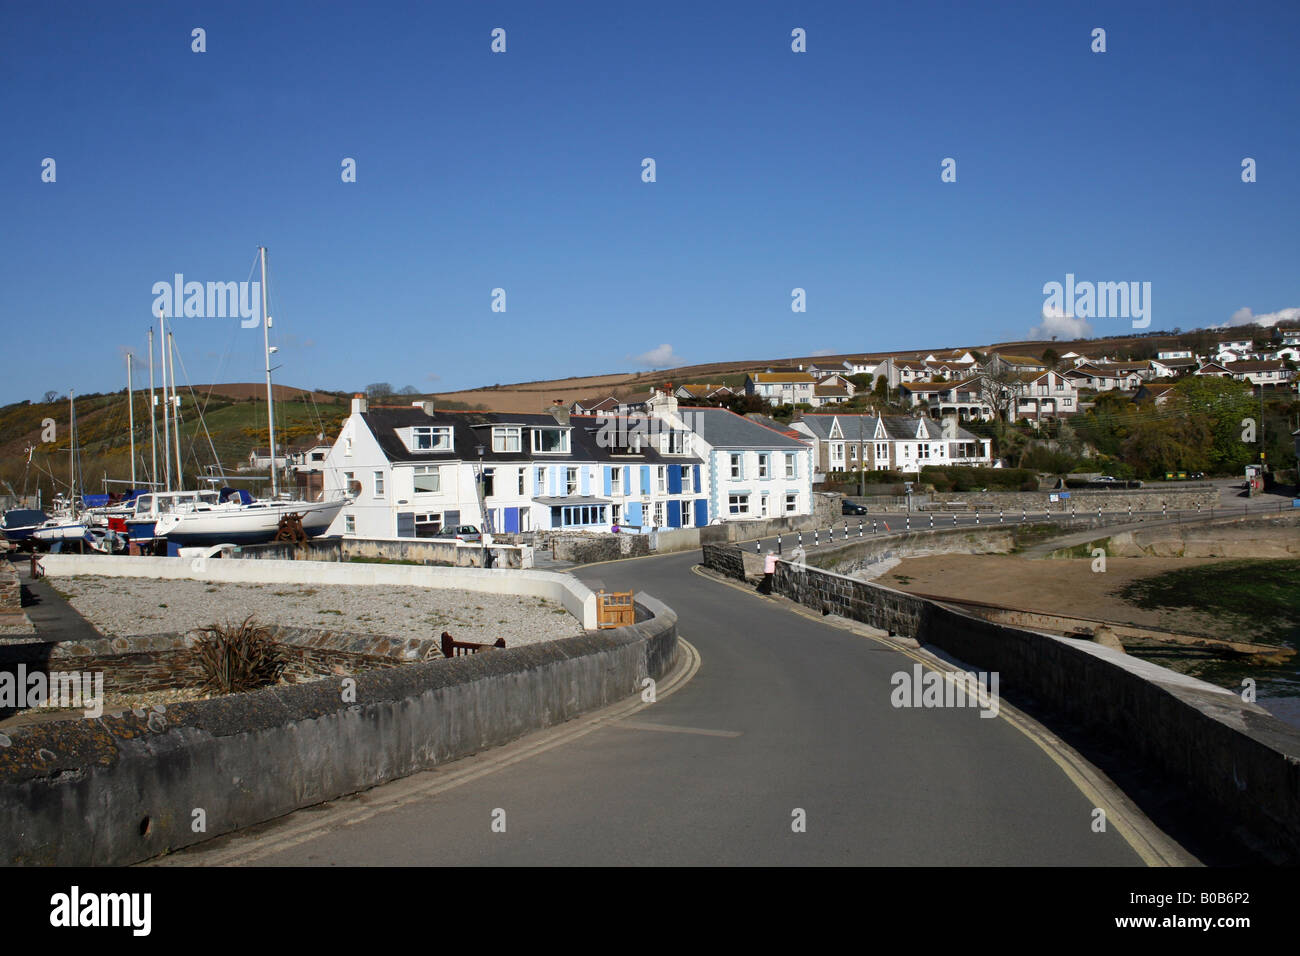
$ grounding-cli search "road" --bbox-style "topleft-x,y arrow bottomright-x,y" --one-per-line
161,543 -> 1185,866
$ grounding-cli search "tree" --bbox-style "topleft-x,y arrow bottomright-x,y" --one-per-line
1041,348 -> 1059,369
398,385 -> 420,395
364,382 -> 394,402
977,370 -> 1020,433
43,390 -> 58,403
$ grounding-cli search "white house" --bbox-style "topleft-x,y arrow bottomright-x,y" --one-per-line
322,396 -> 708,537
651,401 -> 814,521
745,371 -> 817,406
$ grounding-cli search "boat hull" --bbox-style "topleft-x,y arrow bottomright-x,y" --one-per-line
155,500 -> 346,547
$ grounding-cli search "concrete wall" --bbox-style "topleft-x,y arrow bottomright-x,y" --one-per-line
552,533 -> 651,564
1072,512 -> 1300,559
923,487 -> 1219,513
701,543 -> 1300,861
0,593 -> 678,866
37,554 -> 600,630
237,537 -> 533,569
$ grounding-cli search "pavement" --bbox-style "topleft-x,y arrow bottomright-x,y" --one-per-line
160,547 -> 1178,867
1,555 -> 102,644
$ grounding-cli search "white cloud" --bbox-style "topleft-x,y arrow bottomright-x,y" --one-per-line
1029,304 -> 1093,341
809,347 -> 836,356
424,372 -> 442,383
1226,306 -> 1300,328
632,343 -> 683,368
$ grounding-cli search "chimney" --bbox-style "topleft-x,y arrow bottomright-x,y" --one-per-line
352,392 -> 368,414
414,400 -> 436,416
549,398 -> 570,425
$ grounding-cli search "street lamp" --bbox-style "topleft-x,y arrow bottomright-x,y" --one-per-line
475,443 -> 488,568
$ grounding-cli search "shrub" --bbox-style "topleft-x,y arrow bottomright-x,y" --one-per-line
193,616 -> 286,695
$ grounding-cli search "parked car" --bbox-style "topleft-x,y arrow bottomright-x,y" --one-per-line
841,501 -> 869,515
1094,475 -> 1117,483
434,525 -> 482,542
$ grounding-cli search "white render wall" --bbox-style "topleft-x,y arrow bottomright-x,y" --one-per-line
39,554 -> 599,629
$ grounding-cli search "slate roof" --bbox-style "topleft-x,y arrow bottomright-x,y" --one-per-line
793,413 -> 980,442
359,407 -> 698,466
683,407 -> 809,448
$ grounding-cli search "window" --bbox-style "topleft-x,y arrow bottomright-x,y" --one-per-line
344,514 -> 356,535
875,442 -> 888,459
730,453 -> 743,479
1063,398 -> 1073,407
517,469 -> 526,495
656,466 -> 666,494
536,467 -> 545,491
565,467 -> 578,495
849,445 -> 858,461
559,504 -> 608,527
758,454 -> 770,478
830,443 -> 844,464
344,436 -> 353,456
412,426 -> 452,451
728,494 -> 750,515
611,468 -> 623,495
680,500 -> 692,527
414,513 -> 442,537
653,501 -> 664,526
413,466 -> 439,493
482,467 -> 495,497
373,471 -> 385,496
785,453 -> 796,478
612,504 -> 622,524
531,427 -> 570,454
664,431 -> 689,454
785,493 -> 797,514
920,444 -> 931,460
680,465 -> 693,494
492,426 -> 521,453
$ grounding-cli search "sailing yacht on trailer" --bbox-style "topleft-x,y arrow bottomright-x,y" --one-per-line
151,247 -> 349,547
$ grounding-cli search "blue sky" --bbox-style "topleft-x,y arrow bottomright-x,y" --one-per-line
3,0 -> 1297,405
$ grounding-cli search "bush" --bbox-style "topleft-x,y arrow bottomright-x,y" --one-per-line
193,616 -> 286,695
920,466 -> 1038,492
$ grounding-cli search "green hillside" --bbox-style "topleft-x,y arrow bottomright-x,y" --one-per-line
0,388 -> 350,501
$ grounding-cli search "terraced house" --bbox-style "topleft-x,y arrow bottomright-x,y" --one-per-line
323,395 -> 706,537
791,413 -> 992,477
648,398 -> 814,521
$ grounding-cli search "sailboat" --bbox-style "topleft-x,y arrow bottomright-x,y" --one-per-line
151,247 -> 349,548
29,393 -> 127,552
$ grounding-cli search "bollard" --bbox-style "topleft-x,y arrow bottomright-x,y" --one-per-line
999,510 -> 1004,523
1196,502 -> 1201,514
929,513 -> 934,528
953,513 -> 957,526
1021,509 -> 1026,522
814,528 -> 819,546
858,520 -> 863,537
756,538 -> 761,553
844,520 -> 849,539
1162,502 -> 1167,517
777,534 -> 782,555
905,515 -> 910,531
975,511 -> 980,525
1097,507 -> 1101,520
798,530 -> 803,547
872,520 -> 877,534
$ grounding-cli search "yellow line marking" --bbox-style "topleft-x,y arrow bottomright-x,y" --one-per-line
613,721 -> 741,738
146,639 -> 702,867
688,563 -> 1194,867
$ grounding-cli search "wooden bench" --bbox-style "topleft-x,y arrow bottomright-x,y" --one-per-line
440,632 -> 506,658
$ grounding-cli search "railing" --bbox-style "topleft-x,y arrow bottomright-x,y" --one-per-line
440,631 -> 506,658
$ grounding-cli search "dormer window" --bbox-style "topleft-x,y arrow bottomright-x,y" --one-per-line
531,427 -> 570,454
412,426 -> 452,451
492,426 -> 521,453
662,431 -> 690,455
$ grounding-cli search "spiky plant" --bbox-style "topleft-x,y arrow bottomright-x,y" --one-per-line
193,616 -> 286,695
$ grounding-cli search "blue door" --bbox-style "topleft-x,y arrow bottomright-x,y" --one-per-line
694,499 -> 708,526
504,507 -> 519,533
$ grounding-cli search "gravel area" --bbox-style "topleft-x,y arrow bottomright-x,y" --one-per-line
51,576 -> 584,647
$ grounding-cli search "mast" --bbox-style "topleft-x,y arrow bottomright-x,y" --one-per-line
168,331 -> 183,491
261,246 -> 279,499
68,391 -> 77,517
159,314 -> 171,492
148,326 -> 158,491
127,353 -> 136,487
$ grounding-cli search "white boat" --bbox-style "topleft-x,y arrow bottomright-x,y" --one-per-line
153,496 -> 346,545
149,247 -> 350,549
125,489 -> 222,547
